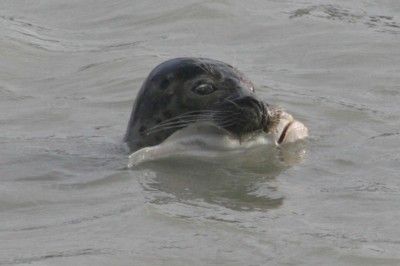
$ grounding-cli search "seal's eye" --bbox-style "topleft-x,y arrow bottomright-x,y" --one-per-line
191,84 -> 216,95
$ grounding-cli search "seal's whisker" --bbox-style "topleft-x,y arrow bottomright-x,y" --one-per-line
147,122 -> 205,134
213,114 -> 240,124
224,98 -> 244,110
224,94 -> 239,100
146,118 -> 220,135
215,117 -> 241,127
222,95 -> 241,102
146,112 -> 241,135
180,110 -> 230,115
213,113 -> 239,122
148,110 -> 237,130
214,112 -> 241,121
147,115 -> 214,131
217,121 -> 238,129
155,110 -> 231,125
146,120 -> 213,135
146,125 -> 187,135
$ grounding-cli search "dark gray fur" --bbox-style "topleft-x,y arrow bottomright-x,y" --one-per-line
125,57 -> 269,152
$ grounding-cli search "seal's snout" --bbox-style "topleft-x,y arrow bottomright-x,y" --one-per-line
234,96 -> 266,123
217,96 -> 268,136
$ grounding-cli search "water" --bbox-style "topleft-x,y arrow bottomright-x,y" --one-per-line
1,0 -> 400,265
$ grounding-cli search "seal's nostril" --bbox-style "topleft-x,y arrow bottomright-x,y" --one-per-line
241,97 -> 265,116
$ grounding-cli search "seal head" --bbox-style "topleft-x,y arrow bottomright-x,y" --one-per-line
125,58 -> 269,152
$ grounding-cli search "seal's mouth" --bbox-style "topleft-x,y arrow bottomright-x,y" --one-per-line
215,98 -> 308,144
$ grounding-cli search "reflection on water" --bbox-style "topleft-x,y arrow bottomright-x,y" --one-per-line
137,158 -> 284,212
131,132 -> 307,211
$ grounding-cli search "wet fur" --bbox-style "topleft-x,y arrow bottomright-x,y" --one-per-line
125,58 -> 269,152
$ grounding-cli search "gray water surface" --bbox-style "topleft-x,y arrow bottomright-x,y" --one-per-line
1,1 -> 400,265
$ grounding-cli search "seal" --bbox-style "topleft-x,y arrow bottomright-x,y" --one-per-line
125,57 -> 272,152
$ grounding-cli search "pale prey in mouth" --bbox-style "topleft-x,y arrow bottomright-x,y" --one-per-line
265,107 -> 308,145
